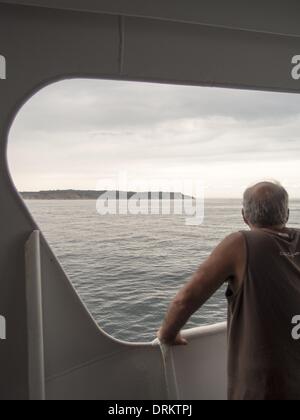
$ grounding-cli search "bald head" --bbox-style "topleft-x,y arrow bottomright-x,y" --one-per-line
243,182 -> 289,228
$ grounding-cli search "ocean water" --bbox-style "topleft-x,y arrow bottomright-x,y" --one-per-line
25,199 -> 300,343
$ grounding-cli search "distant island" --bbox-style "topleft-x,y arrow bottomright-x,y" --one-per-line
21,190 -> 193,200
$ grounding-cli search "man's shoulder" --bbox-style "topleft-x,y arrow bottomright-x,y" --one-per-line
221,232 -> 245,247
217,233 -> 247,281
212,232 -> 246,261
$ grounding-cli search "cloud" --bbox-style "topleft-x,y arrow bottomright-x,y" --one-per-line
7,79 -> 300,197
10,79 -> 300,132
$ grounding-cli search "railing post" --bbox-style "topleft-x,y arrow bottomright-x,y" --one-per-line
25,231 -> 46,400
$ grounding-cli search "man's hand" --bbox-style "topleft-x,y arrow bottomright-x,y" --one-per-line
157,328 -> 188,346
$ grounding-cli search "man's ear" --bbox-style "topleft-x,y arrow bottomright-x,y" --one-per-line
287,209 -> 290,223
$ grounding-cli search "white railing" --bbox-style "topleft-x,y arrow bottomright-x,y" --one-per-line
25,231 -> 46,400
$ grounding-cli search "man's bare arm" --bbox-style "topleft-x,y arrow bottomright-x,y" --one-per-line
157,232 -> 246,345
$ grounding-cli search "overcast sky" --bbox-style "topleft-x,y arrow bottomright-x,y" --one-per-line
8,79 -> 300,198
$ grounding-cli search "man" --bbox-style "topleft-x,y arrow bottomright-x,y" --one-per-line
158,181 -> 300,400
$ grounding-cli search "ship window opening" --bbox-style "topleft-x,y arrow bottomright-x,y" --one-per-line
8,79 -> 300,343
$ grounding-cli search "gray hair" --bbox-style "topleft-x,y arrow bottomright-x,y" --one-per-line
243,182 -> 289,227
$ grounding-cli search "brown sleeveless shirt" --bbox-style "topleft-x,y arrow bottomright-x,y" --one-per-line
227,228 -> 300,400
